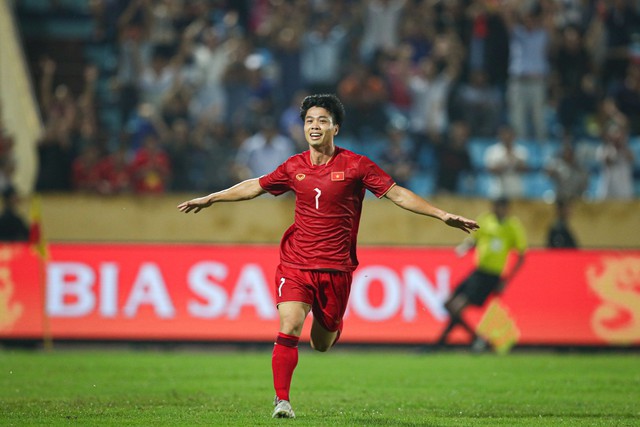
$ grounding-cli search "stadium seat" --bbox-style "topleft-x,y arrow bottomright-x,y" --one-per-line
474,171 -> 494,198
585,172 -> 601,200
518,139 -> 540,169
468,138 -> 494,171
407,172 -> 436,197
630,136 -> 640,172
522,171 -> 555,200
359,136 -> 388,164
455,171 -> 476,196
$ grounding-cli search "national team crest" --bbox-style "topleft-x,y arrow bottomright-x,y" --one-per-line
296,174 -> 306,181
331,171 -> 345,181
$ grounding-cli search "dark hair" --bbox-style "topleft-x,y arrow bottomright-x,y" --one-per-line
299,94 -> 345,127
2,185 -> 16,203
493,196 -> 510,207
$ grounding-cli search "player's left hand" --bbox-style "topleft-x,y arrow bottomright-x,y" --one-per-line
177,196 -> 213,213
444,214 -> 480,234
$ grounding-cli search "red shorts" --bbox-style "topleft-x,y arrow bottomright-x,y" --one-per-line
275,264 -> 352,332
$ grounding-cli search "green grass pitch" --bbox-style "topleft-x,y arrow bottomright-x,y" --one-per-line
1,347 -> 638,426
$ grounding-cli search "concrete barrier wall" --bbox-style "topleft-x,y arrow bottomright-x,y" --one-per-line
24,194 -> 640,248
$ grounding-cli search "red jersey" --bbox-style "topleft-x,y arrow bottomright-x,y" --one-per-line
259,146 -> 395,271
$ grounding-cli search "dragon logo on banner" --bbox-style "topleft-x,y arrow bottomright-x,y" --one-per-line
587,256 -> 640,344
0,246 -> 24,332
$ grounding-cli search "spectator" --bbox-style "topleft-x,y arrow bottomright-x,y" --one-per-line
551,25 -> 596,138
165,118 -> 192,192
243,53 -> 278,129
450,69 -> 503,138
379,121 -> 416,188
97,144 -> 133,195
464,1 -> 510,88
380,44 -> 414,123
484,125 -> 529,198
337,62 -> 389,137
279,90 -> 309,151
130,133 -> 172,194
189,25 -> 232,124
359,0 -> 407,61
600,0 -> 640,88
0,131 -> 16,194
72,144 -> 104,193
35,120 -> 74,192
204,121 -> 238,192
501,1 -> 554,142
595,123 -> 635,200
408,49 -> 460,157
300,17 -> 347,95
398,4 -> 436,64
547,199 -> 579,248
271,25 -> 304,111
233,117 -> 296,181
221,43 -> 253,129
435,121 -> 473,195
182,121 -> 236,192
137,19 -> 199,111
544,141 -> 589,201
608,63 -> 640,135
0,186 -> 29,242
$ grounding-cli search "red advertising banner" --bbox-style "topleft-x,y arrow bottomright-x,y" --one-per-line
1,243 -> 639,346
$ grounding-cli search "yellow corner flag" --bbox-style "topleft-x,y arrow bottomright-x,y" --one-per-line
476,299 -> 520,355
29,194 -> 52,350
29,194 -> 48,259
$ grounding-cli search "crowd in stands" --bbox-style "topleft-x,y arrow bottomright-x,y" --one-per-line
16,0 -> 640,200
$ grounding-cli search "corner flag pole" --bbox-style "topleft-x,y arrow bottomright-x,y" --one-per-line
29,194 -> 52,351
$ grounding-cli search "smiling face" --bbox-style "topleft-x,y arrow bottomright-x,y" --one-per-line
303,106 -> 339,149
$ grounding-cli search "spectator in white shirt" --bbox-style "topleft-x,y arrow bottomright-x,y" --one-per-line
484,125 -> 529,198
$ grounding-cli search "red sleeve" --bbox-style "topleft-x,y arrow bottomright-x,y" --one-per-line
258,161 -> 292,196
359,156 -> 396,198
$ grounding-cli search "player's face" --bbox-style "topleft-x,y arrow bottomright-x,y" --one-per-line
303,106 -> 339,148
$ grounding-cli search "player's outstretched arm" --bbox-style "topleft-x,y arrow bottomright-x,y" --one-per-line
384,185 -> 479,234
177,178 -> 266,213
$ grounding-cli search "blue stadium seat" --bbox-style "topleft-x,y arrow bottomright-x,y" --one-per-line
629,136 -> 640,171
522,171 -> 555,200
336,135 -> 359,153
46,18 -> 95,38
585,172 -> 601,199
407,172 -> 436,197
455,171 -> 476,196
417,144 -> 436,170
520,139 -> 561,170
359,137 -> 388,164
474,171 -> 494,198
468,138 -> 494,171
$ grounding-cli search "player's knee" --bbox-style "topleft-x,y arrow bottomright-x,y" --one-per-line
310,339 -> 332,353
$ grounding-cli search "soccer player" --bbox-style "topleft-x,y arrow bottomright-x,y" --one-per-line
178,94 -> 479,418
436,196 -> 527,350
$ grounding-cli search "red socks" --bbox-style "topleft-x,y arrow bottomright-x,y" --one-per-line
272,332 -> 299,402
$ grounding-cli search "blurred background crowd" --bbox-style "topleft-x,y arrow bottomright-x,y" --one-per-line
6,0 -> 640,201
